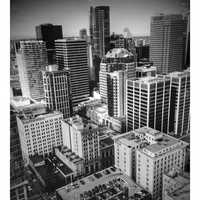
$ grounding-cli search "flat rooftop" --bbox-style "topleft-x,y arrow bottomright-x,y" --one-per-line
56,167 -> 148,200
143,134 -> 187,154
100,137 -> 114,149
105,48 -> 133,58
128,76 -> 169,84
136,65 -> 156,72
65,115 -> 98,132
56,146 -> 83,163
134,127 -> 162,137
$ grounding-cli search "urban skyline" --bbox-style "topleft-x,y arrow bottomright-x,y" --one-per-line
10,1 -> 190,200
11,0 -> 189,39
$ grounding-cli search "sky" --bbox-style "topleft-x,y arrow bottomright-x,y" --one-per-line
11,0 -> 188,39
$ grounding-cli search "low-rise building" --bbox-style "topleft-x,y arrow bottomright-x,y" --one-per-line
99,137 -> 114,170
162,171 -> 190,200
56,167 -> 151,200
55,146 -> 84,179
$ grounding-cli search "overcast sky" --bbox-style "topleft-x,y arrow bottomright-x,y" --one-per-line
11,0 -> 187,39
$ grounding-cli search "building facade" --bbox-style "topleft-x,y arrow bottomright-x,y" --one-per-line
150,14 -> 186,74
167,70 -> 190,137
55,39 -> 90,108
100,48 -> 136,103
90,6 -> 110,58
62,115 -> 101,174
126,76 -> 171,134
136,132 -> 188,200
17,109 -> 63,164
16,40 -> 48,100
42,65 -> 72,119
36,23 -> 63,64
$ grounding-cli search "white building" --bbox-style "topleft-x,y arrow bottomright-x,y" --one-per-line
114,131 -> 147,180
42,65 -> 72,119
99,48 -> 136,103
61,115 -> 101,174
107,70 -> 127,117
17,109 -> 63,165
16,40 -> 48,100
136,129 -> 188,200
126,76 -> 171,133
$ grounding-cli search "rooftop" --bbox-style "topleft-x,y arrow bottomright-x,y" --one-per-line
134,127 -> 162,137
128,76 -> 169,84
142,134 -> 187,155
136,65 -> 157,72
56,167 -> 149,200
100,137 -> 114,149
168,70 -> 190,78
64,115 -> 99,132
105,48 -> 133,58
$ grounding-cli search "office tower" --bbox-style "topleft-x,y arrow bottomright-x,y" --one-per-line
150,14 -> 187,74
100,48 -> 136,103
55,39 -> 90,108
16,40 -> 48,100
16,106 -> 63,164
42,65 -> 72,119
136,129 -> 188,200
10,105 -> 28,200
162,171 -> 190,200
126,76 -> 171,133
136,65 -> 157,78
107,71 -> 127,117
36,23 -> 63,64
114,131 -> 146,180
167,70 -> 190,137
79,28 -> 87,40
62,115 -> 100,174
135,45 -> 149,62
90,6 -> 110,58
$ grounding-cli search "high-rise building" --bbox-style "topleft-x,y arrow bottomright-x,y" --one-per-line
42,65 -> 72,119
79,28 -> 87,40
16,104 -> 63,164
166,70 -> 190,137
136,129 -> 188,200
89,6 -> 110,58
36,23 -> 63,64
100,48 -> 136,103
55,39 -> 90,108
62,115 -> 101,174
10,105 -> 28,200
136,65 -> 157,78
126,76 -> 171,133
16,40 -> 48,100
107,70 -> 127,117
150,14 -> 186,74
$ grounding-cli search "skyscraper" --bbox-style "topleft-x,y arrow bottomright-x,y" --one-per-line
55,39 -> 90,108
107,70 -> 127,117
79,28 -> 87,40
150,14 -> 186,74
90,6 -> 110,84
42,65 -> 72,119
16,40 -> 48,100
36,23 -> 63,64
126,76 -> 171,133
167,70 -> 190,137
90,6 -> 110,58
100,48 -> 136,104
